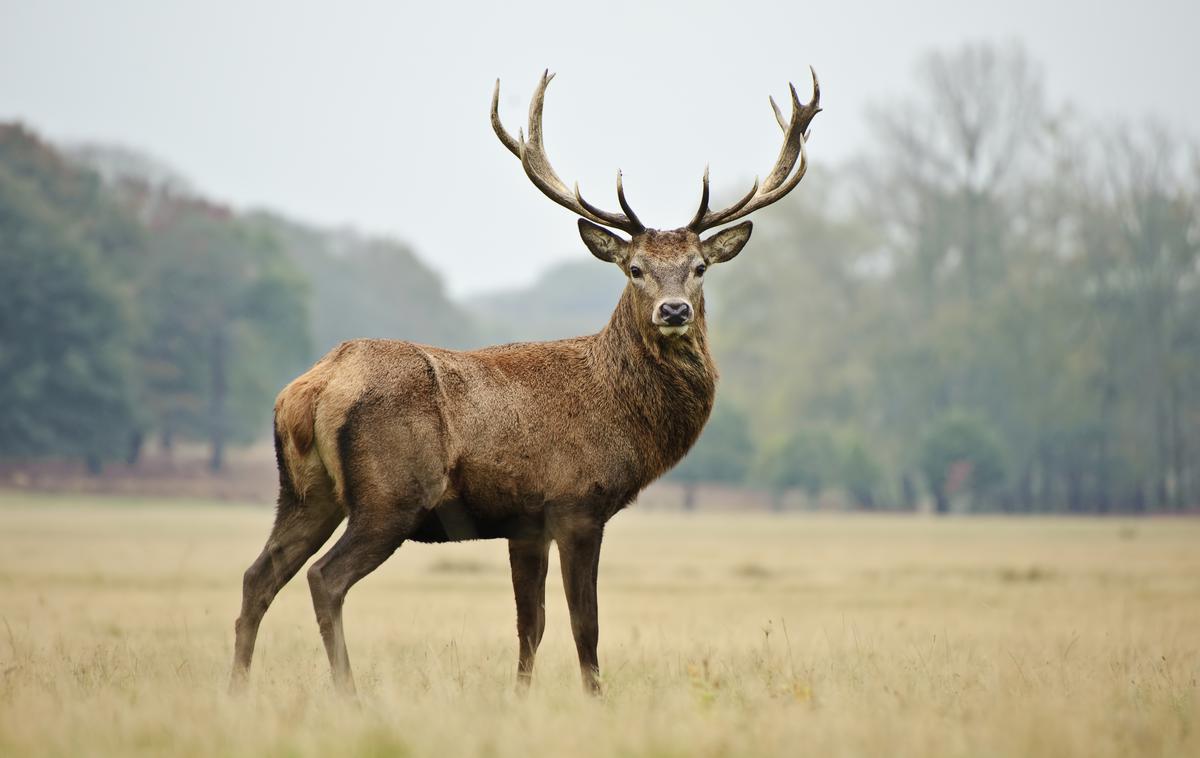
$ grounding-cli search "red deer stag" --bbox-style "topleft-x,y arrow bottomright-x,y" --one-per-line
230,69 -> 821,695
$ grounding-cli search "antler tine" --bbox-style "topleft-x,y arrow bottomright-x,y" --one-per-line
769,96 -> 787,132
687,166 -> 763,232
569,181 -> 620,229
689,67 -> 821,232
809,64 -> 821,112
492,71 -> 645,234
759,81 -> 807,194
490,79 -> 521,158
687,165 -> 711,230
572,171 -> 645,234
517,71 -> 583,217
615,170 -> 644,232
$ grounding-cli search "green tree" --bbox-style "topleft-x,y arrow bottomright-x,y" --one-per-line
1070,124 -> 1200,510
669,401 -> 752,511
0,156 -> 138,466
919,413 -> 1007,513
839,438 -> 883,510
253,213 -> 478,354
756,427 -> 840,511
134,196 -> 310,469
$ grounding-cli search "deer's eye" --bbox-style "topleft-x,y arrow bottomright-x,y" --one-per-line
629,265 -> 643,279
695,263 -> 707,277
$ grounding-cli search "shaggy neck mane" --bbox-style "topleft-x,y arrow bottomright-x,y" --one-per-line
587,284 -> 717,478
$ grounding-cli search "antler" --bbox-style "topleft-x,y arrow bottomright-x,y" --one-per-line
688,67 -> 822,233
492,71 -> 645,235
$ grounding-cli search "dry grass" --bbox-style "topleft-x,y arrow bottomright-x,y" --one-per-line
0,491 -> 1197,757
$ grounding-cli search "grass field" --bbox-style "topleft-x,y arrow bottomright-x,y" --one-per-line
0,492 -> 1197,757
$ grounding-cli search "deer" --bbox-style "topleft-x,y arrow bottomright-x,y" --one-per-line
229,68 -> 821,696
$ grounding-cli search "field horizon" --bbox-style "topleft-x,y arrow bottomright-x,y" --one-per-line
1,492 -> 1197,757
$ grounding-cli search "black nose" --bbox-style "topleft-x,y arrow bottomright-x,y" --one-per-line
659,301 -> 692,326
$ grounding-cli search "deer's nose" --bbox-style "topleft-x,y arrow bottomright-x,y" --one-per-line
658,300 -> 692,326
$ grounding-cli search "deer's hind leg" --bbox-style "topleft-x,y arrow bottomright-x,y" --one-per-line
230,475 -> 344,691
306,406 -> 446,696
306,511 -> 420,695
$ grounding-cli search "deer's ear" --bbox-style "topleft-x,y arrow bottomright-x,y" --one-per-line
701,221 -> 753,264
578,219 -> 630,264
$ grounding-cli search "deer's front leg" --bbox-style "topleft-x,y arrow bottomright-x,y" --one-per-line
508,534 -> 550,689
555,520 -> 604,695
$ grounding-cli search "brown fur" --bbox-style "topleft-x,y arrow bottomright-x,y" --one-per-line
230,251 -> 721,696
231,69 -> 817,697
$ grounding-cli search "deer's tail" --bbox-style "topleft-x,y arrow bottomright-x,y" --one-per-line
273,371 -> 327,506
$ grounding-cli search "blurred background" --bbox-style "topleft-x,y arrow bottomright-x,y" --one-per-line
2,0 -> 1198,514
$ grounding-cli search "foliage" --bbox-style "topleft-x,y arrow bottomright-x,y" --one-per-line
129,194 -> 311,467
756,428 -> 840,508
700,42 -> 1200,513
839,438 -> 882,510
470,260 -> 625,343
3,40 -> 1199,510
251,213 -> 478,353
0,148 -> 138,463
0,126 -> 476,470
918,413 -> 1007,512
669,401 -> 752,509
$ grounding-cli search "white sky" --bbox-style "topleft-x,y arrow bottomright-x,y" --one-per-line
2,0 -> 1197,295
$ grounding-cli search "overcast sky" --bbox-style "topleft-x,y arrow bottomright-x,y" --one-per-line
2,0 -> 1197,295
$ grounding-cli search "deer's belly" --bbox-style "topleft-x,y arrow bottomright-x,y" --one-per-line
409,498 -> 533,543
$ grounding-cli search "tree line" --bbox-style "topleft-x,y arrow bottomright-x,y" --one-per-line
0,127 -> 471,470
1,42 -> 1196,512
678,43 -> 1199,513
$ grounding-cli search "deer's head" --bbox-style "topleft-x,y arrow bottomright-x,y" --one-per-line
492,70 -> 820,339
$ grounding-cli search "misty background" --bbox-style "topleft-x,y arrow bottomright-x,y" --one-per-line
4,0 -> 1198,295
1,1 -> 1198,513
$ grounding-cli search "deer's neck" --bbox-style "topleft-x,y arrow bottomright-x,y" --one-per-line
590,285 -> 717,478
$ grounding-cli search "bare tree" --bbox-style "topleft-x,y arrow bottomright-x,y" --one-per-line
860,42 -> 1049,299
1073,122 -> 1200,510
